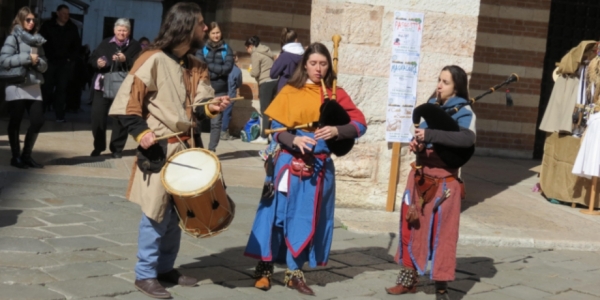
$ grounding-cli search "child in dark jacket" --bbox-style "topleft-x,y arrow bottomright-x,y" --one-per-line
270,28 -> 304,94
222,52 -> 242,140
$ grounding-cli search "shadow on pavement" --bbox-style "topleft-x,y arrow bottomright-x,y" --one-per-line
0,209 -> 22,228
176,244 -> 497,298
460,156 -> 540,213
218,150 -> 260,161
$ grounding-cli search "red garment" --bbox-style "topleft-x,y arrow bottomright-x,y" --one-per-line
395,149 -> 462,281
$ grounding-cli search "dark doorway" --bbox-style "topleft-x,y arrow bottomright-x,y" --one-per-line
534,0 -> 600,159
103,17 -> 135,40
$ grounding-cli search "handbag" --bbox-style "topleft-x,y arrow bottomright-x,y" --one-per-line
103,60 -> 128,99
0,36 -> 27,84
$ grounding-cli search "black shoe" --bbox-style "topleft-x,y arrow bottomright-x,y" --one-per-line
90,150 -> 101,157
10,158 -> 29,169
20,132 -> 42,168
21,157 -> 43,168
436,289 -> 451,300
111,152 -> 123,159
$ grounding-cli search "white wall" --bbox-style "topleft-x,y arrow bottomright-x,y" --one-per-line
41,0 -> 162,49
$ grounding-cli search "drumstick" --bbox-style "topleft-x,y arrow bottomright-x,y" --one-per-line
155,131 -> 184,141
189,96 -> 245,107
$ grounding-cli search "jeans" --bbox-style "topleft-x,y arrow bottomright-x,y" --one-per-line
42,61 -> 73,120
90,90 -> 128,153
221,101 -> 234,132
208,92 -> 227,151
259,80 -> 277,138
135,203 -> 182,280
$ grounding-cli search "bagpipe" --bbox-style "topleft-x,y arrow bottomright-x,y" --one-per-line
413,73 -> 519,168
264,35 -> 354,156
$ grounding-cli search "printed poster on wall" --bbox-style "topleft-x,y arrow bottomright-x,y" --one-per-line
386,11 -> 424,143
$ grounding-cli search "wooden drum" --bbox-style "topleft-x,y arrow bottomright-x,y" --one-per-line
160,148 -> 235,238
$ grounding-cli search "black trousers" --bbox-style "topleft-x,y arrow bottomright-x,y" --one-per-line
7,99 -> 45,158
259,80 -> 278,138
42,61 -> 73,120
90,90 -> 128,153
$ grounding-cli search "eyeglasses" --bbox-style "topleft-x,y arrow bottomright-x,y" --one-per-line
25,18 -> 35,23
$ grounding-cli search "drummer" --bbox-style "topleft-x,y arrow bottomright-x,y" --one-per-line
108,3 -> 230,299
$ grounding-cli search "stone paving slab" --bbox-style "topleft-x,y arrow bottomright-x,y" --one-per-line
41,224 -> 100,237
0,283 -> 66,300
45,276 -> 136,298
0,267 -> 57,285
43,261 -> 126,281
44,236 -> 120,252
0,237 -> 55,253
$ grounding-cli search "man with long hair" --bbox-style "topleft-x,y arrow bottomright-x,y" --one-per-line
108,3 -> 230,298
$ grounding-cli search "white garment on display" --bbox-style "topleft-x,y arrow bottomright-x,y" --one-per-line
573,112 -> 600,178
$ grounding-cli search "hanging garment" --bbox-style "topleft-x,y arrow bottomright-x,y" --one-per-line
573,112 -> 600,178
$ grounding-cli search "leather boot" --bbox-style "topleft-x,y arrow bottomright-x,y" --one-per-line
20,132 -> 43,168
285,269 -> 314,296
157,269 -> 198,287
134,278 -> 171,299
253,261 -> 273,291
385,267 -> 418,295
435,281 -> 451,300
8,130 -> 27,169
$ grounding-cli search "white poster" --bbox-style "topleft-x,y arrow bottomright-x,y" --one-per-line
386,11 -> 424,143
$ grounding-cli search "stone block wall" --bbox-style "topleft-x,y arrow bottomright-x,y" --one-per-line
471,0 -> 551,158
311,0 -> 480,210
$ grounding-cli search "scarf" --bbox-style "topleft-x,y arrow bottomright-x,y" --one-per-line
12,25 -> 46,47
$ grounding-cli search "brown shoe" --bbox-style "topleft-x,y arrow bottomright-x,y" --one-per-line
157,269 -> 198,287
385,267 -> 418,295
288,276 -> 315,296
254,276 -> 271,291
134,278 -> 171,299
385,284 -> 417,295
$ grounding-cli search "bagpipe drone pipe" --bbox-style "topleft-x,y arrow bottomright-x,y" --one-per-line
412,73 -> 519,168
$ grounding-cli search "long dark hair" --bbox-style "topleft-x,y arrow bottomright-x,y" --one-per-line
287,42 -> 336,89
431,65 -> 469,101
280,27 -> 297,47
145,2 -> 202,53
11,7 -> 38,34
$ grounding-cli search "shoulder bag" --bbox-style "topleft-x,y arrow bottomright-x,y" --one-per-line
0,36 -> 27,85
103,60 -> 129,99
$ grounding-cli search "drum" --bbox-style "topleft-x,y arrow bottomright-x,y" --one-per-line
160,148 -> 235,238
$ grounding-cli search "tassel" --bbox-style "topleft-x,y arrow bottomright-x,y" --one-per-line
505,88 -> 514,107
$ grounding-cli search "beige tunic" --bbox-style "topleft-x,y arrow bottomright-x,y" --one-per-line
109,50 -> 216,222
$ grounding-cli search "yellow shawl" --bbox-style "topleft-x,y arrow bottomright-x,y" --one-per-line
264,83 -> 322,129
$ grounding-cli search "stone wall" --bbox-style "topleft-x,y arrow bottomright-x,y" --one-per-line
311,0 -> 481,210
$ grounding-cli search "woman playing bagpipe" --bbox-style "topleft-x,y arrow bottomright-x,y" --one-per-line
385,65 -> 475,300
244,42 -> 367,296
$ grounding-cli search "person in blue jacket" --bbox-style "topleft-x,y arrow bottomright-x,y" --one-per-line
196,22 -> 234,151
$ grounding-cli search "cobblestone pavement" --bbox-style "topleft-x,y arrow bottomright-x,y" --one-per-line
2,172 -> 600,300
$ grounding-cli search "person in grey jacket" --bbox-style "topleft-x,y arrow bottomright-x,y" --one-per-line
245,36 -> 277,144
0,7 -> 48,169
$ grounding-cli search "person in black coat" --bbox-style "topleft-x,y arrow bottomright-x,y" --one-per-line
88,18 -> 141,158
39,4 -> 81,122
196,22 -> 234,151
